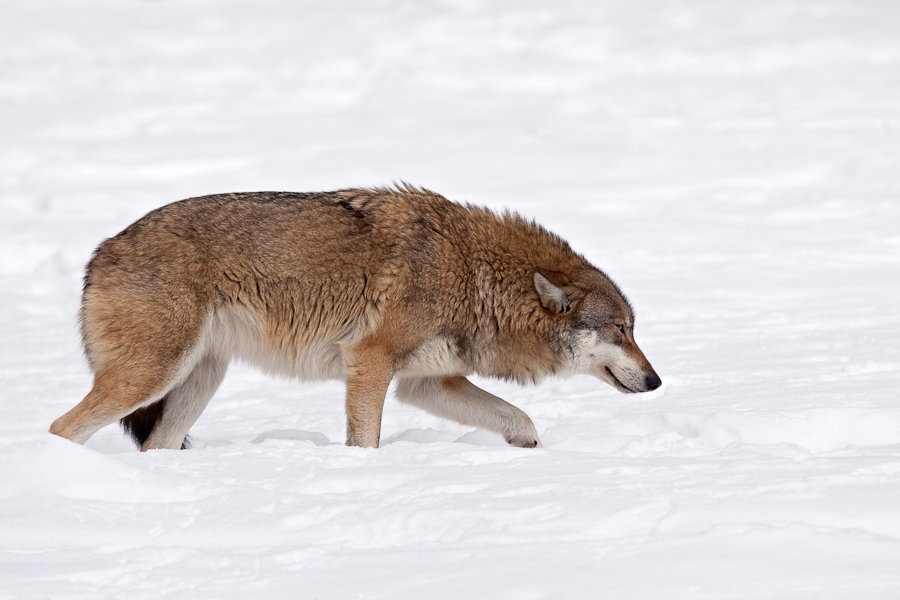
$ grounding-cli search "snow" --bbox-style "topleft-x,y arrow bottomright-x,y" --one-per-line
2,0 -> 900,597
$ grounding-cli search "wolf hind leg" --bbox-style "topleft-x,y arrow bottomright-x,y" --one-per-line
50,368 -> 174,445
140,353 -> 228,451
395,376 -> 542,448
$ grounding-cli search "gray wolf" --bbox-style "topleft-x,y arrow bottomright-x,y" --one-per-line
49,186 -> 661,450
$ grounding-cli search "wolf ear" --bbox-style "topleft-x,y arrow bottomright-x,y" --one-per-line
534,270 -> 581,314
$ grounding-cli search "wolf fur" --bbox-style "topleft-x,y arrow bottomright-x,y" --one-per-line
49,185 -> 661,450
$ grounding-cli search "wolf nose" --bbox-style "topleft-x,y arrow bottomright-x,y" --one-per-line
645,372 -> 662,391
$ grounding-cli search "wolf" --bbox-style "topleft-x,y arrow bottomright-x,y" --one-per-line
49,185 -> 661,451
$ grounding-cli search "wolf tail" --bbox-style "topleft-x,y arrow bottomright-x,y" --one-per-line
120,397 -> 191,450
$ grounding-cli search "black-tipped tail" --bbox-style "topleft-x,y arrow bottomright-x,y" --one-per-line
120,397 -> 190,450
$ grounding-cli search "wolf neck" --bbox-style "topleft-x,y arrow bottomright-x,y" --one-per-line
383,192 -> 581,384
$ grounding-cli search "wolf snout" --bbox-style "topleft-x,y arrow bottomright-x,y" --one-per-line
645,371 -> 662,391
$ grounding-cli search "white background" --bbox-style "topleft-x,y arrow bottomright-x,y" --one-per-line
2,1 -> 899,598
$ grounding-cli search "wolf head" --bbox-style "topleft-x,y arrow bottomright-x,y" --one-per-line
535,270 -> 661,393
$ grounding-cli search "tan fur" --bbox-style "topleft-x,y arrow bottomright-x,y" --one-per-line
49,185 -> 660,450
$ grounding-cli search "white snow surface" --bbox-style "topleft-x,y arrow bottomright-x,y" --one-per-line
2,0 -> 900,598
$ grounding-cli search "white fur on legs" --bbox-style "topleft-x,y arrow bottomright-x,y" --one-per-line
142,353 -> 228,450
395,375 -> 542,448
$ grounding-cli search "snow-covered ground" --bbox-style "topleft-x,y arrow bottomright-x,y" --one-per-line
2,0 -> 900,597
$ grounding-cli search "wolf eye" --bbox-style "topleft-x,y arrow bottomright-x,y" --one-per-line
616,324 -> 625,334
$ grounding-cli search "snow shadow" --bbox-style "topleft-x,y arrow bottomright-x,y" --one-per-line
251,429 -> 333,446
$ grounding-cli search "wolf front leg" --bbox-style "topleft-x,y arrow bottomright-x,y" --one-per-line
395,376 -> 542,448
343,344 -> 394,448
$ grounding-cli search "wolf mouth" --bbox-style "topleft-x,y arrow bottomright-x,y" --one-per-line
605,367 -> 637,393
